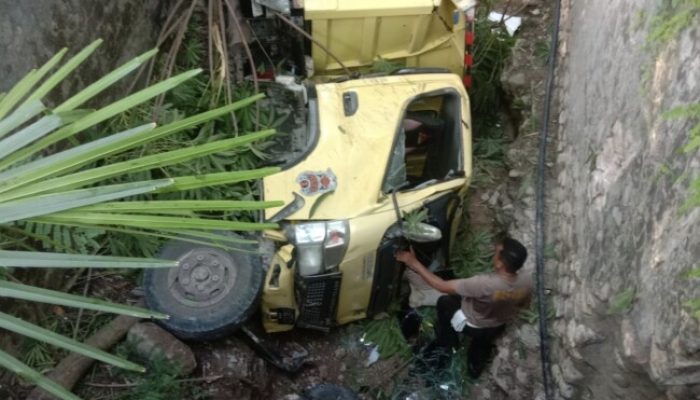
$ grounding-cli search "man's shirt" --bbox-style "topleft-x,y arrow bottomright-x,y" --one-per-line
455,270 -> 533,328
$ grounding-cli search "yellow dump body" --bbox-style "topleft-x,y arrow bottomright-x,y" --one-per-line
304,0 -> 466,77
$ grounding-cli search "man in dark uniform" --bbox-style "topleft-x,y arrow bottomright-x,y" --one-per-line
395,237 -> 532,378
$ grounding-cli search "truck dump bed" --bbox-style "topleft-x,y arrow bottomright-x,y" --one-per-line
304,0 -> 466,77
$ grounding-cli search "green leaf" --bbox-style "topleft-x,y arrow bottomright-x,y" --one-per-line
0,280 -> 168,319
0,349 -> 80,400
0,311 -> 145,372
0,70 -> 39,120
158,167 -> 280,192
684,267 -> 700,279
0,179 -> 173,223
0,129 -> 275,202
0,68 -> 202,171
0,115 -> 63,160
0,45 -> 67,118
38,211 -> 278,231
37,221 -> 258,250
607,288 -> 636,315
0,250 -> 177,268
24,40 -> 102,105
78,199 -> 284,212
54,48 -> 158,113
0,99 -> 45,140
54,109 -> 95,124
0,123 -> 156,194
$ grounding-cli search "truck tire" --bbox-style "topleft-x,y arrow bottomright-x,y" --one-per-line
143,236 -> 264,341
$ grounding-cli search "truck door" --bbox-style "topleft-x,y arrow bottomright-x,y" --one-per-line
367,87 -> 471,316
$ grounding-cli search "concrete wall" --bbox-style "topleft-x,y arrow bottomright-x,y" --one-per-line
0,0 -> 166,102
551,0 -> 700,398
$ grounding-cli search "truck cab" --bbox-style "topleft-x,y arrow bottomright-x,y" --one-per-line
260,72 -> 471,332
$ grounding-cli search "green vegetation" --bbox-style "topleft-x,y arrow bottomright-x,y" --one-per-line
363,316 -> 411,360
607,288 -> 636,315
647,0 -> 700,46
468,8 -> 515,189
663,102 -> 700,211
370,57 -> 404,74
683,267 -> 700,318
464,0 -> 517,187
520,299 -> 555,324
76,341 -> 206,400
451,229 -> 494,279
0,40 -> 279,400
534,40 -> 551,63
663,102 -> 700,320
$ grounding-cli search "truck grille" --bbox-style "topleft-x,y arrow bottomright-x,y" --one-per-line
296,271 -> 342,331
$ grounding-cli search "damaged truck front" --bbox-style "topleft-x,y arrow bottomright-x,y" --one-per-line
144,0 -> 474,342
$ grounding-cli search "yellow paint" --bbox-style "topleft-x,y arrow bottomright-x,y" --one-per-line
261,72 -> 472,332
263,73 -> 471,221
305,0 -> 465,77
261,245 -> 298,333
335,177 -> 468,323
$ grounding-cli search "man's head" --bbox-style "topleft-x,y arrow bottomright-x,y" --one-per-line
493,238 -> 528,274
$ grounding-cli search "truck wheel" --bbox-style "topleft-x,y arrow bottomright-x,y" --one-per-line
143,237 -> 264,341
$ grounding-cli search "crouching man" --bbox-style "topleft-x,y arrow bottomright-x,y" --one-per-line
395,237 -> 532,378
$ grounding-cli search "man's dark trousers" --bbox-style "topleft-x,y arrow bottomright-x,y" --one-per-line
434,294 -> 505,377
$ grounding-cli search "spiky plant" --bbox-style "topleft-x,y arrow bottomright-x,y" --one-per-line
0,40 -> 281,400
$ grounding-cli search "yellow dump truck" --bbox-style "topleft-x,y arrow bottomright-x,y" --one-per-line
144,0 -> 473,346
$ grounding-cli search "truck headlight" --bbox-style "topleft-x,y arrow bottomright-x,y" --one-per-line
291,221 -> 349,276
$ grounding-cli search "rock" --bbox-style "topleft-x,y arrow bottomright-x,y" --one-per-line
488,191 -> 500,206
619,318 -> 648,368
552,364 -> 575,399
517,324 -> 540,350
281,395 -> 302,400
317,365 -> 329,379
126,322 -> 196,376
203,338 -> 269,390
566,320 -> 604,348
560,357 -> 584,384
611,373 -> 630,388
334,348 -> 347,359
503,71 -> 527,91
509,169 -> 526,178
665,385 -> 695,400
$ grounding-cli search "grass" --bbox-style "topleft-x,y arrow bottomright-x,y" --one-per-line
450,229 -> 495,279
607,288 -> 636,315
662,102 -> 700,211
77,341 -> 206,400
683,268 -> 700,318
362,316 -> 411,360
520,299 -> 556,324
647,0 -> 700,46
534,40 -> 551,63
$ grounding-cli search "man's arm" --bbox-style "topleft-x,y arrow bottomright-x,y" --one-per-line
395,247 -> 460,294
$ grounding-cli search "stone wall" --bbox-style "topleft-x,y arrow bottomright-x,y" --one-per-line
551,0 -> 700,399
0,0 -> 167,103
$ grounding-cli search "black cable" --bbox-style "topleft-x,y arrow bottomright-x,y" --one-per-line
535,0 -> 562,399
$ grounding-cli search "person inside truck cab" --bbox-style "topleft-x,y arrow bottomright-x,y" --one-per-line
402,114 -> 444,155
395,237 -> 532,378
